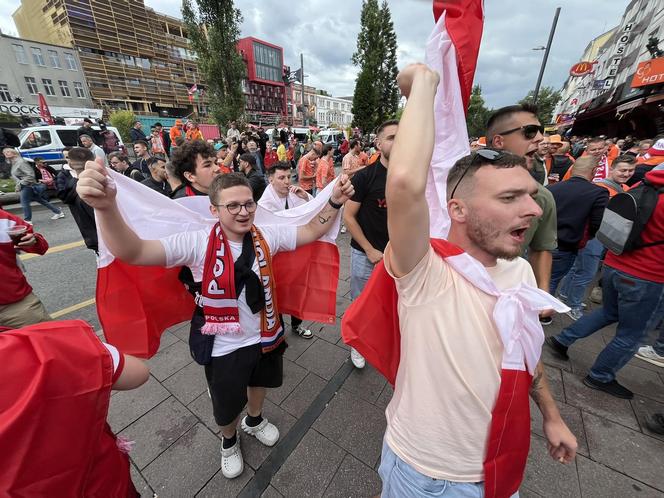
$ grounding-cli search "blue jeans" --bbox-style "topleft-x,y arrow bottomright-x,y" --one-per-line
556,266 -> 664,383
378,439 -> 516,498
19,184 -> 61,221
559,238 -> 604,311
350,247 -> 375,300
651,319 -> 664,356
549,249 -> 577,295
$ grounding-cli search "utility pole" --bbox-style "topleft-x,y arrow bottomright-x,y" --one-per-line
533,7 -> 561,104
300,53 -> 306,126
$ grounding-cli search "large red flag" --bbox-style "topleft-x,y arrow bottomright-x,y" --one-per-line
96,171 -> 341,358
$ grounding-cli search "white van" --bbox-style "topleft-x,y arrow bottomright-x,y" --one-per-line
318,129 -> 345,146
17,125 -> 125,168
266,127 -> 310,143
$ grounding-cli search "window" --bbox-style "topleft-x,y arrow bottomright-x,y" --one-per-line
58,80 -> 71,97
48,49 -> 61,68
25,77 -> 38,94
31,47 -> 45,65
0,84 -> 11,102
64,52 -> 77,70
42,78 -> 55,96
13,44 -> 27,64
73,81 -> 85,98
20,130 -> 51,149
252,41 -> 282,83
57,130 -> 79,147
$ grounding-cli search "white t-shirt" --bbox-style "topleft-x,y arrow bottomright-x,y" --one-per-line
161,225 -> 298,357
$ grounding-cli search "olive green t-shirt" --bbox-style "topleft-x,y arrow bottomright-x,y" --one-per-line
523,183 -> 557,251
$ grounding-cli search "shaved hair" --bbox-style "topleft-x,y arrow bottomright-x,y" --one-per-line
571,155 -> 598,178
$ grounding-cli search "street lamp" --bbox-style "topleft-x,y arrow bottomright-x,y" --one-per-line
532,7 -> 561,105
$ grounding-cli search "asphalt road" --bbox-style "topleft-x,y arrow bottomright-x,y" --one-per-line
10,200 -> 100,329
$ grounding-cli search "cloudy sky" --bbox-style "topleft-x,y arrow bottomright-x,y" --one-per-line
0,0 -> 629,108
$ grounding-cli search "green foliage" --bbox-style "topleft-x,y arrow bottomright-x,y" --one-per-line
0,178 -> 16,193
351,0 -> 399,133
352,68 -> 378,133
108,110 -> 136,143
519,86 -> 561,126
182,0 -> 246,126
466,85 -> 492,138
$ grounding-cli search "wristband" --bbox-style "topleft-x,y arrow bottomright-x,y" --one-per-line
328,198 -> 343,210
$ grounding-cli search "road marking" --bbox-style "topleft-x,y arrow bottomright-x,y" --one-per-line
51,298 -> 96,318
20,240 -> 85,261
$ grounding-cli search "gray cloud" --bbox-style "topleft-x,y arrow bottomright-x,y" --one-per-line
1,0 -> 629,108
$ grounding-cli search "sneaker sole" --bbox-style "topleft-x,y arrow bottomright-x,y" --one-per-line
635,354 -> 664,368
582,377 -> 633,399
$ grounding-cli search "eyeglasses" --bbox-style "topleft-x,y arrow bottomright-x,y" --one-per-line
449,149 -> 504,199
495,124 -> 544,140
214,201 -> 257,215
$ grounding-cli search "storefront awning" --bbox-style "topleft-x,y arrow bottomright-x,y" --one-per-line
616,99 -> 645,113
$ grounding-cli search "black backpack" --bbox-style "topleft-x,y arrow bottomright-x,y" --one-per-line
597,178 -> 664,255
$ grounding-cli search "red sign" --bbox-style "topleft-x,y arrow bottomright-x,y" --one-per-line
631,57 -> 664,88
37,93 -> 54,125
569,61 -> 597,77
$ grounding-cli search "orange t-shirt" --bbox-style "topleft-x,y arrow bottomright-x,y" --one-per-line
298,157 -> 316,191
186,129 -> 204,142
316,157 -> 335,190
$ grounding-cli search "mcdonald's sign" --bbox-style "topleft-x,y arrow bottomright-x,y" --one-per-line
569,61 -> 597,77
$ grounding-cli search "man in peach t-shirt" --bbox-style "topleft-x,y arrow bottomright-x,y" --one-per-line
342,140 -> 368,178
297,148 -> 320,195
376,64 -> 577,497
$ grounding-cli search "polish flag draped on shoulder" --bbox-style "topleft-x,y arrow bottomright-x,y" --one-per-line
96,171 -> 340,358
341,2 -> 568,497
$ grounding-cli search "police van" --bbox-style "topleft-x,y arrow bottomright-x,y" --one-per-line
17,125 -> 125,168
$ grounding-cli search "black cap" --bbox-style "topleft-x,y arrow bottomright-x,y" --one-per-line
83,118 -> 93,124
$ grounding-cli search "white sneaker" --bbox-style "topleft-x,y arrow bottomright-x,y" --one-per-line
241,417 -> 279,447
350,347 -> 365,369
220,436 -> 244,479
293,324 -> 313,339
51,212 -> 65,220
635,346 -> 664,368
340,225 -> 347,234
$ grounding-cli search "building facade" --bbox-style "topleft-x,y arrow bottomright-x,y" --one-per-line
0,33 -> 95,120
314,94 -> 353,128
238,37 -> 290,125
12,0 -> 206,117
554,0 -> 664,137
292,85 -> 319,126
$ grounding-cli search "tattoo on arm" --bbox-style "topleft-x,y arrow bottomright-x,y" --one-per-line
530,366 -> 544,406
318,214 -> 332,224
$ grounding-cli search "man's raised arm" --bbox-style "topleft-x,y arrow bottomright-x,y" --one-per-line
386,64 -> 439,277
76,160 -> 166,266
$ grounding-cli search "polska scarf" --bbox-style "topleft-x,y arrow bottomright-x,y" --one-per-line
199,223 -> 284,353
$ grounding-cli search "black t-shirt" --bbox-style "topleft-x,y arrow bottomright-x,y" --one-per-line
349,162 -> 388,253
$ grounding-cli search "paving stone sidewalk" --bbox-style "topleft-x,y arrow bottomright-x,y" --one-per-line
107,235 -> 664,497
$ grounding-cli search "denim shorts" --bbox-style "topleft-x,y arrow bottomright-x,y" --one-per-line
378,439 -> 519,498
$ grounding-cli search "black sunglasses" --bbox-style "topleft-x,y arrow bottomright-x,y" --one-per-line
496,124 -> 544,140
449,149 -> 504,199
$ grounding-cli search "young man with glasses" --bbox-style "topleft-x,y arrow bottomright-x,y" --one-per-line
76,160 -> 355,480
369,64 -> 576,496
487,105 -> 558,325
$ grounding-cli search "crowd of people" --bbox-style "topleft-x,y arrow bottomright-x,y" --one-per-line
1,61 -> 664,497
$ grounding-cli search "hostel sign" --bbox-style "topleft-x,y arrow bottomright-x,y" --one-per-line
603,22 -> 634,89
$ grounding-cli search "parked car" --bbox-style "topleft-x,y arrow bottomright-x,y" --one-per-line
17,125 -> 126,169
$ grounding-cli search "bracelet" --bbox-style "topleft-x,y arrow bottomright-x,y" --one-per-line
328,198 -> 343,210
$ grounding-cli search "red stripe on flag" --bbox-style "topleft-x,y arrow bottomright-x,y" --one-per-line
96,261 -> 195,358
273,241 -> 339,324
433,0 -> 484,111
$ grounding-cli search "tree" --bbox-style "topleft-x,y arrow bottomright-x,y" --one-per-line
466,85 -> 491,138
182,0 -> 246,127
352,67 -> 378,133
108,110 -> 136,143
351,0 -> 399,132
519,86 -> 561,126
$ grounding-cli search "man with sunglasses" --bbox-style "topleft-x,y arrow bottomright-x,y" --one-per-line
77,160 -> 355,480
371,64 -> 576,497
488,105 -> 558,325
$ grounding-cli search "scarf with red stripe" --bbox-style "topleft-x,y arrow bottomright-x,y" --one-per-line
200,222 -> 284,353
342,240 -> 568,498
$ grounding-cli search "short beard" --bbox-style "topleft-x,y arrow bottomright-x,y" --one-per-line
467,211 -> 521,261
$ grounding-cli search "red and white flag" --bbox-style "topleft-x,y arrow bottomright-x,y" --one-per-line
341,2 -> 568,497
96,171 -> 341,358
37,93 -> 54,125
